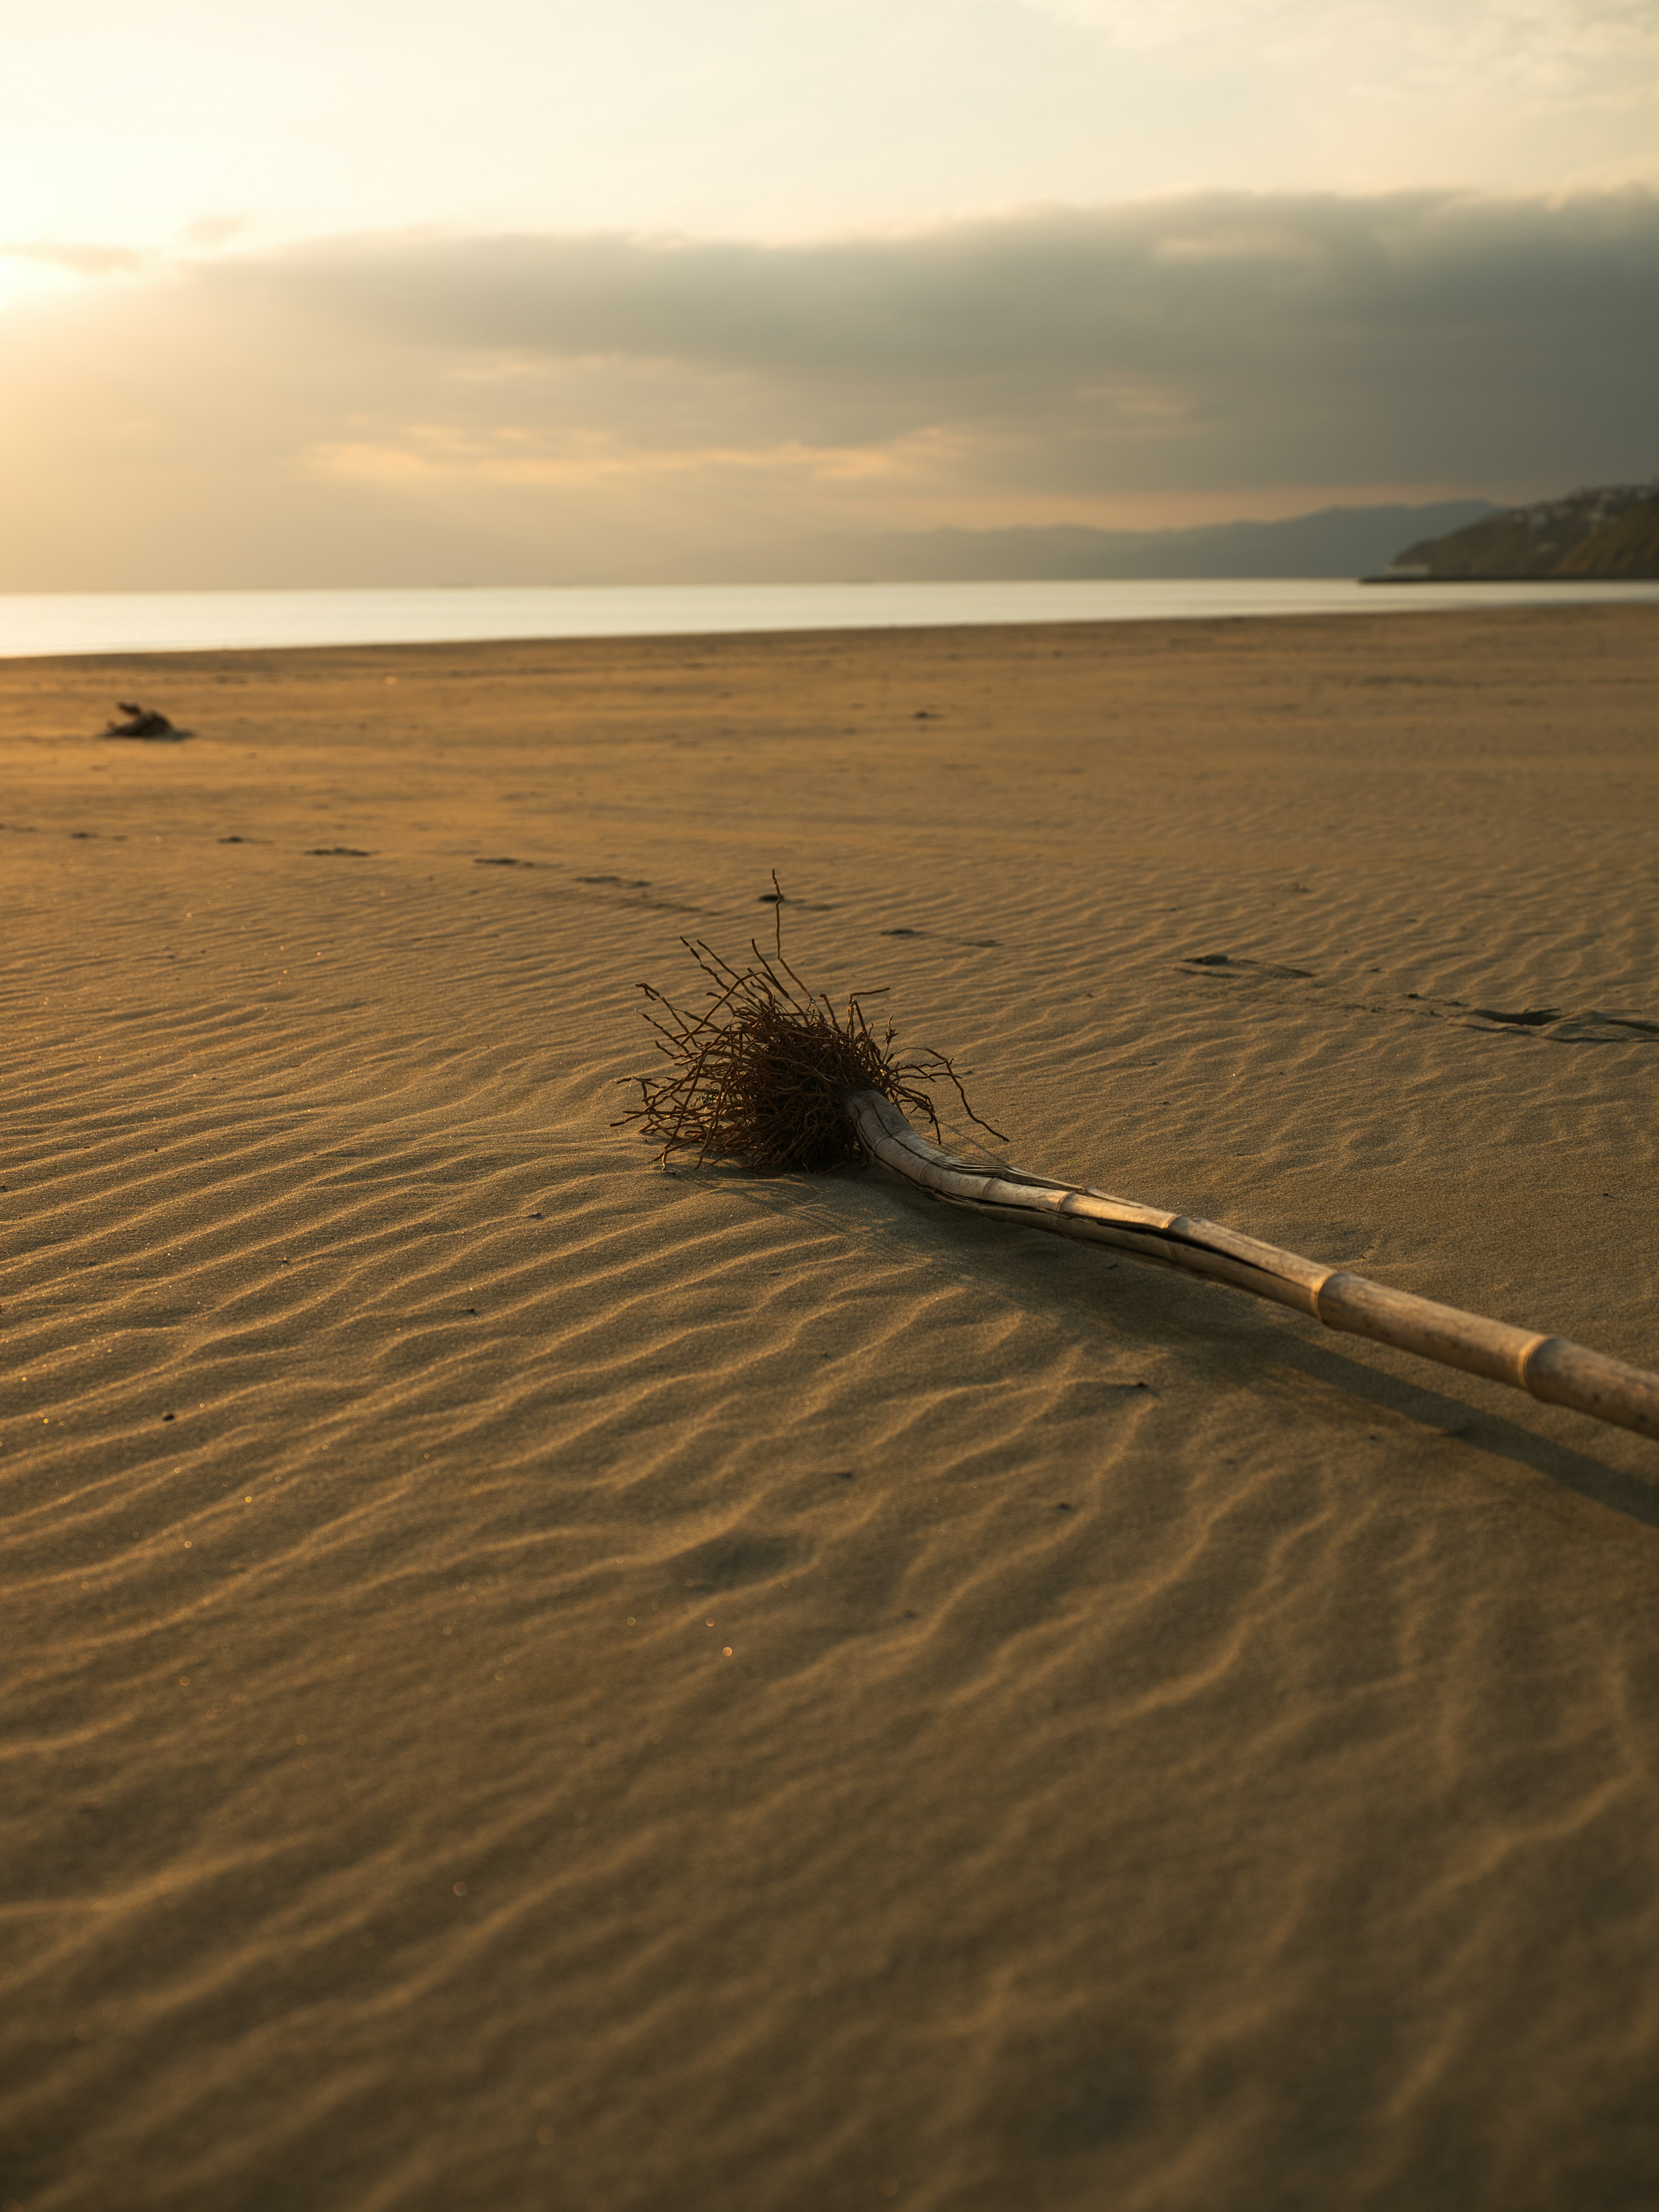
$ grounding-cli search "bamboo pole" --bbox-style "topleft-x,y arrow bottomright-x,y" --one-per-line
845,1089 -> 1659,1443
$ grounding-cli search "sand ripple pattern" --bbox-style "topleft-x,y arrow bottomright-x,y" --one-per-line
4,614 -> 1659,2211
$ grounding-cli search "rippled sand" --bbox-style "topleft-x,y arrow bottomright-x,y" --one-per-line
4,607 -> 1659,2211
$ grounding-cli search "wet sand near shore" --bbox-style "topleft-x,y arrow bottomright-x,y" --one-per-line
3,604 -> 1658,2211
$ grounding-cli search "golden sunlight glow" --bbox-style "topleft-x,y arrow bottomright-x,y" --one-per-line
0,257 -> 95,313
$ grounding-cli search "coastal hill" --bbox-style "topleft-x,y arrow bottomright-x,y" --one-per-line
1378,481 -> 1659,580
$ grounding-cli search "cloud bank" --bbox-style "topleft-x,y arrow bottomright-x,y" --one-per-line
1026,0 -> 1659,69
3,189 -> 1655,588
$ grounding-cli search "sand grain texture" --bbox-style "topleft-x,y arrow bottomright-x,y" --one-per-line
3,607 -> 1659,2210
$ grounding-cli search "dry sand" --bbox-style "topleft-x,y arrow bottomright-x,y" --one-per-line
3,604 -> 1659,2212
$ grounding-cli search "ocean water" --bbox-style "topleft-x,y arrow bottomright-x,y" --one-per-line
4,575 -> 1659,658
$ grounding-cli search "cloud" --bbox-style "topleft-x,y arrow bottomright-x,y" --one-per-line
181,189 -> 1659,481
0,188 -> 1655,587
181,215 -> 251,253
1018,0 -> 1659,73
0,239 -> 146,274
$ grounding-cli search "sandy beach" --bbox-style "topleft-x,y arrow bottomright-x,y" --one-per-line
4,603 -> 1659,2211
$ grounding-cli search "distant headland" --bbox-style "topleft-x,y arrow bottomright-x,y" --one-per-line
1372,480 -> 1659,582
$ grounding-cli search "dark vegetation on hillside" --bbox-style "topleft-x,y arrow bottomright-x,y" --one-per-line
1380,481 -> 1659,580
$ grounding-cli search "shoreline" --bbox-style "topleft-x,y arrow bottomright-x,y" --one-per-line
7,571 -> 1659,663
1362,571 -> 1659,585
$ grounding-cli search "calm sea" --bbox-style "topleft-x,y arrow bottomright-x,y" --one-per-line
4,576 -> 1659,659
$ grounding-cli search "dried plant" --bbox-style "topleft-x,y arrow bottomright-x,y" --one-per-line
616,876 -> 1004,1172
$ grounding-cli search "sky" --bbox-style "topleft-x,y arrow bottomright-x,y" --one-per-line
2,0 -> 1656,588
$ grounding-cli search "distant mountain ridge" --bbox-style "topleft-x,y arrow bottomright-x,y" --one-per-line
1377,481 -> 1659,581
699,501 -> 1499,584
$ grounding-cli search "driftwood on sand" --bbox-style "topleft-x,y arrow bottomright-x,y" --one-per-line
103,702 -> 188,741
618,891 -> 1659,1444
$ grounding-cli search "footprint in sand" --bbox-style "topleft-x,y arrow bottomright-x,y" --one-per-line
1568,1011 -> 1659,1039
880,925 -> 1001,947
676,1534 -> 803,1591
1471,1005 -> 1560,1028
1181,952 -> 1314,981
1403,994 -> 1659,1042
1474,1005 -> 1659,1042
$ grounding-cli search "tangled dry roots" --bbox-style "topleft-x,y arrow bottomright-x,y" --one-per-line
616,894 -> 1003,1173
